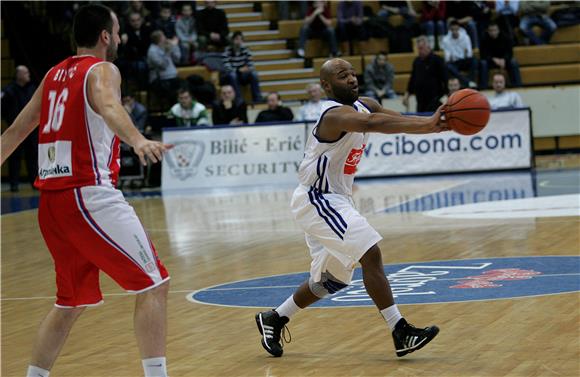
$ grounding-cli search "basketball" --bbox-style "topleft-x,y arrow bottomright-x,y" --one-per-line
445,89 -> 491,135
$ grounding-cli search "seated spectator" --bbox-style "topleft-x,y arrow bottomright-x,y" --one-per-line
297,83 -> 324,121
123,0 -> 152,28
378,1 -> 418,53
147,30 -> 182,109
118,11 -> 152,90
446,0 -> 480,48
420,0 -> 447,49
403,36 -> 447,113
378,1 -> 418,27
278,1 -> 308,20
175,3 -> 198,65
519,0 -> 557,45
337,1 -> 367,56
441,21 -> 478,88
221,31 -> 262,103
197,0 -> 229,51
495,0 -> 520,44
153,4 -> 176,39
255,92 -> 294,123
440,76 -> 461,103
488,72 -> 525,109
212,85 -> 248,125
364,52 -> 396,101
479,22 -> 522,89
297,1 -> 339,58
122,93 -> 150,135
168,88 -> 210,126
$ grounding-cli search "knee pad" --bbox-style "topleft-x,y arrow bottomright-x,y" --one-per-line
308,272 -> 348,298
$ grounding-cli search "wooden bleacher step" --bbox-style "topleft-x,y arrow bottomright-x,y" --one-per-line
243,29 -> 280,41
227,12 -> 262,23
260,77 -> 319,93
245,39 -> 286,51
253,49 -> 294,61
258,67 -> 315,81
229,20 -> 270,33
254,58 -> 304,71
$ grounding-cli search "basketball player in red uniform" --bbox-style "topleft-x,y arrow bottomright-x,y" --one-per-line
1,5 -> 172,377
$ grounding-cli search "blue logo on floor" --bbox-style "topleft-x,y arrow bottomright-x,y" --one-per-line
188,256 -> 580,308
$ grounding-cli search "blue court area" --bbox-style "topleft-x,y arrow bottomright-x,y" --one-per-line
190,256 -> 580,308
2,167 -> 579,215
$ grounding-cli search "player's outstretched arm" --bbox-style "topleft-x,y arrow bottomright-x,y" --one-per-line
87,62 -> 172,165
319,101 -> 447,141
1,78 -> 45,165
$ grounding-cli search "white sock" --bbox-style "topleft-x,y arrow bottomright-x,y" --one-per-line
380,304 -> 403,331
275,295 -> 301,319
142,357 -> 168,377
26,365 -> 50,377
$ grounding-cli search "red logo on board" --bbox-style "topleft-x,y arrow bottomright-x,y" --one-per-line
344,144 -> 366,175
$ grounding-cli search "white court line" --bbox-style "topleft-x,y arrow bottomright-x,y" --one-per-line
3,273 -> 578,301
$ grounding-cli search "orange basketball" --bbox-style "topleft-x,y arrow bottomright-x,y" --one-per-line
444,89 -> 491,135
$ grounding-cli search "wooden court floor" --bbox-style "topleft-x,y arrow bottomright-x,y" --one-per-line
2,171 -> 579,377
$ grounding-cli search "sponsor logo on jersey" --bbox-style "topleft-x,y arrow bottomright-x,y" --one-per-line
165,140 -> 205,180
38,141 -> 73,179
187,256 -> 580,307
344,144 -> 366,175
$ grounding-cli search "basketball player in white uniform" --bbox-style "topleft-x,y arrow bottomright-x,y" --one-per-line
256,58 -> 448,358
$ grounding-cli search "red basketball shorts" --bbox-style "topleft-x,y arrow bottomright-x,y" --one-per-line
38,186 -> 169,308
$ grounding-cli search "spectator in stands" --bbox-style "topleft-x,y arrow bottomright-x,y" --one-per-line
378,1 -> 418,27
1,65 -> 37,192
488,72 -> 525,109
377,1 -> 418,53
364,52 -> 396,101
446,0 -> 480,48
118,12 -> 152,90
255,92 -> 294,123
297,83 -> 325,121
479,22 -> 522,89
168,88 -> 210,126
122,93 -> 150,135
123,0 -> 152,29
148,30 -> 182,109
337,1 -> 367,56
403,36 -> 447,112
197,0 -> 229,51
278,1 -> 308,20
212,85 -> 248,125
222,31 -> 262,103
495,0 -> 520,44
442,21 -> 478,89
420,1 -> 447,50
153,4 -> 176,39
297,1 -> 339,58
447,77 -> 461,95
175,3 -> 198,65
519,0 -> 557,45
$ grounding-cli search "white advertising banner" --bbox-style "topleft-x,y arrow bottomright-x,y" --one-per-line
357,108 -> 533,177
162,123 -> 305,189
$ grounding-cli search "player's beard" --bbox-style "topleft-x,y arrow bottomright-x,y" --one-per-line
332,84 -> 358,105
106,43 -> 118,62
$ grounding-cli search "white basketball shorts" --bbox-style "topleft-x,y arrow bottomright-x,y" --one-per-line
291,185 -> 382,284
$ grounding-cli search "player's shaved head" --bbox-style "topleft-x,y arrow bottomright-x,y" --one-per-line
319,58 -> 359,105
320,58 -> 352,82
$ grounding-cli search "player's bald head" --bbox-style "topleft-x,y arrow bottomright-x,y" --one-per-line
320,58 -> 353,82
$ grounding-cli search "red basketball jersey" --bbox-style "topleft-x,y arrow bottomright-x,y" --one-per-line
35,55 -> 120,190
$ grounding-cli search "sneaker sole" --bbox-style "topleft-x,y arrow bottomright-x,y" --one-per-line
396,326 -> 440,358
255,313 -> 283,357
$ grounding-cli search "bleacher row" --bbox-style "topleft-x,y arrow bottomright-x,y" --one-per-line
172,1 -> 580,104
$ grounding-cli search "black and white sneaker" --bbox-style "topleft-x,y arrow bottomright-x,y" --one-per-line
392,318 -> 439,357
255,310 -> 290,357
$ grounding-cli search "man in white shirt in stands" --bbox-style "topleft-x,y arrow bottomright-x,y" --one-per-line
297,83 -> 325,121
488,72 -> 524,109
441,21 -> 478,89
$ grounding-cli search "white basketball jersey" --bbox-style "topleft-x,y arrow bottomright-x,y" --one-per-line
298,99 -> 370,196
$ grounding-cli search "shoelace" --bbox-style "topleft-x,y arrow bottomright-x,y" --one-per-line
281,324 -> 292,346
